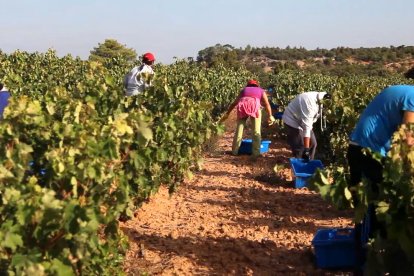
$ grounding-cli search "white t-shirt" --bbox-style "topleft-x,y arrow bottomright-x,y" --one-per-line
282,91 -> 327,137
124,64 -> 154,96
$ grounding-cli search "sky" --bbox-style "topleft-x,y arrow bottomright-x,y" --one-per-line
1,0 -> 413,64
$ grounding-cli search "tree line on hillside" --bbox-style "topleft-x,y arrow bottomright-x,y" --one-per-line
196,44 -> 414,78
37,39 -> 414,79
197,44 -> 414,64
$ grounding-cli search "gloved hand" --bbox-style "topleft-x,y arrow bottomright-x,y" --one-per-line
302,148 -> 310,162
268,115 -> 276,126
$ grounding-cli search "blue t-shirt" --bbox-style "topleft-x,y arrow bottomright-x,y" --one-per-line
350,85 -> 414,156
0,91 -> 10,118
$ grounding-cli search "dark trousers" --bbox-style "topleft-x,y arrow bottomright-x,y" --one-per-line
347,144 -> 383,194
347,144 -> 384,269
284,123 -> 317,159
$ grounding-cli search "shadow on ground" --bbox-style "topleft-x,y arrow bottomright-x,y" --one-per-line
122,228 -> 325,275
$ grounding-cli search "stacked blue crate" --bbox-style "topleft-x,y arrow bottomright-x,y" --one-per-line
273,111 -> 284,119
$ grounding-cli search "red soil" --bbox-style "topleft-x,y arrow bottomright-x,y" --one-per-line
121,121 -> 353,275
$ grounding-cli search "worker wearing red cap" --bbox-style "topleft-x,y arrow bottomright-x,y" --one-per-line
124,52 -> 155,96
222,79 -> 275,157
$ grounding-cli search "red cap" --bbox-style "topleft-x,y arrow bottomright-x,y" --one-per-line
143,52 -> 155,62
247,79 -> 259,86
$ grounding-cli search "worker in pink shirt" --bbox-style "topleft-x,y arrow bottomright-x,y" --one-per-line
222,79 -> 275,157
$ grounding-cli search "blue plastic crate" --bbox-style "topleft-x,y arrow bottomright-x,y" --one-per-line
290,158 -> 323,188
270,102 -> 279,109
312,228 -> 357,269
238,139 -> 271,155
273,111 -> 284,120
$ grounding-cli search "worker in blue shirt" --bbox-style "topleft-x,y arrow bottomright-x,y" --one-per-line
347,84 -> 414,270
0,82 -> 10,118
348,84 -> 414,196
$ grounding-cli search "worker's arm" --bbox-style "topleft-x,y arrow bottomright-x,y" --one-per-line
403,110 -> 414,124
301,105 -> 317,161
225,94 -> 242,115
303,136 -> 311,148
261,92 -> 276,124
301,98 -> 319,149
301,136 -> 312,161
220,93 -> 242,122
262,92 -> 272,117
403,110 -> 414,145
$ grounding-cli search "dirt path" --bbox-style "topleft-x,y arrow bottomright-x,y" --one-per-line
121,127 -> 353,275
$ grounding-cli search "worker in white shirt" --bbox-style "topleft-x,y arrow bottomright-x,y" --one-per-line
282,91 -> 331,161
124,52 -> 155,96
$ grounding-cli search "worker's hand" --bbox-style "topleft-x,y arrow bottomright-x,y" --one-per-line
302,148 -> 310,162
268,115 -> 276,126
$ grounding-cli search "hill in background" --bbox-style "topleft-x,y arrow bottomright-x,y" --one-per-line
196,44 -> 414,78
